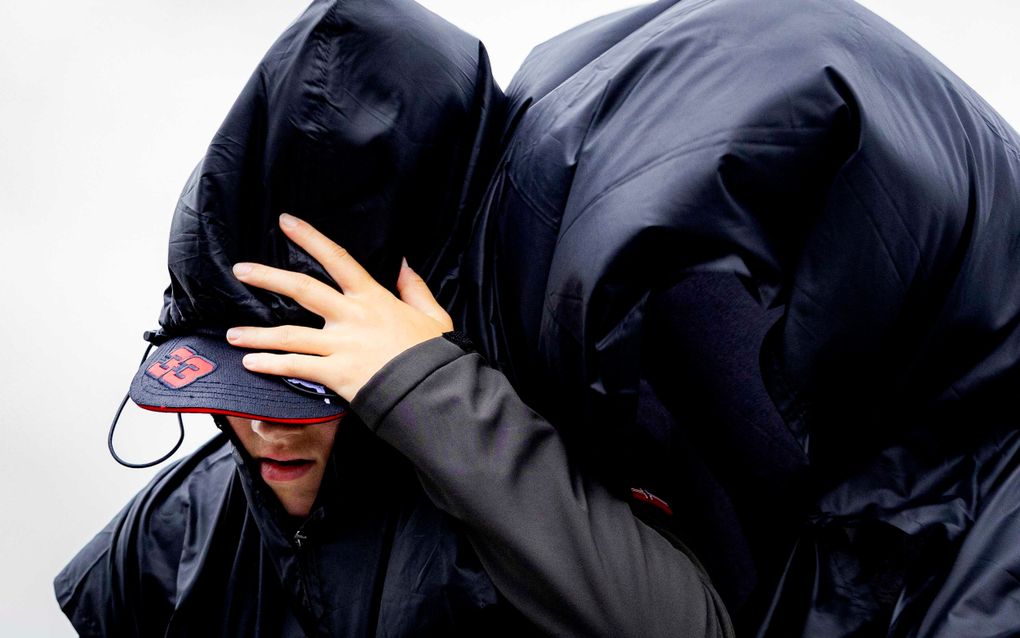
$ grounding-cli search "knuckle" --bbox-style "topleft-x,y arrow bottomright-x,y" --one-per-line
326,243 -> 351,264
294,275 -> 315,296
346,302 -> 367,323
402,268 -> 422,283
280,354 -> 300,376
399,270 -> 424,289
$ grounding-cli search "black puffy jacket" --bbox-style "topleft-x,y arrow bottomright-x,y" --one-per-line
447,0 -> 1020,634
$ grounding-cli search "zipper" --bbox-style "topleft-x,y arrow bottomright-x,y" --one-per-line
293,507 -> 324,549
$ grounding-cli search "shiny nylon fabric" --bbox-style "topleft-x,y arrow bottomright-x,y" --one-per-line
55,424 -> 517,637
153,0 -> 503,341
60,0 -> 523,634
450,0 -> 1020,634
123,0 -> 1020,633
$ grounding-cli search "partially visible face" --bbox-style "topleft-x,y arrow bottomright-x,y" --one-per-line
225,416 -> 341,518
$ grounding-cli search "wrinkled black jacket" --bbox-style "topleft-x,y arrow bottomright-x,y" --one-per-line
447,0 -> 1020,635
56,0 -> 522,636
59,0 -> 1020,635
55,421 -> 523,637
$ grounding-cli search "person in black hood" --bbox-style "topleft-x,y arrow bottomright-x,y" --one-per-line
199,1 -> 1020,637
54,1 -> 530,636
69,0 -> 1020,635
55,0 -> 736,633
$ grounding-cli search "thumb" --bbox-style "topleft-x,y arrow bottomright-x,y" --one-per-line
396,258 -> 454,330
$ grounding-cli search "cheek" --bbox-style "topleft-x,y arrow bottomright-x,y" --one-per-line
312,424 -> 340,458
224,418 -> 260,456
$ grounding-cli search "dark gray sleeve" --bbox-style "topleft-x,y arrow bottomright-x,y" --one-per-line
352,336 -> 734,638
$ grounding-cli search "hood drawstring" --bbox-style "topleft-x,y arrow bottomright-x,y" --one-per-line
107,341 -> 186,469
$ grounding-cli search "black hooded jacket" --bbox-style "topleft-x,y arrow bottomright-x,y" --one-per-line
55,420 -> 525,637
58,0 -> 1020,635
56,1 -> 527,636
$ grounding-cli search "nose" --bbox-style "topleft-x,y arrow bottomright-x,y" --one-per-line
250,420 -> 302,443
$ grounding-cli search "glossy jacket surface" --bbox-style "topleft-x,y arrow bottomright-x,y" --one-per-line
57,1 -> 521,635
56,423 -> 522,636
452,0 -> 1020,634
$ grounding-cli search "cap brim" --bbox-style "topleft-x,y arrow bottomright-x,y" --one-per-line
129,334 -> 346,424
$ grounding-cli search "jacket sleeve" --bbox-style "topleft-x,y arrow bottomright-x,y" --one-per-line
54,518 -> 123,638
53,445 -> 214,637
53,492 -> 180,638
351,336 -> 734,638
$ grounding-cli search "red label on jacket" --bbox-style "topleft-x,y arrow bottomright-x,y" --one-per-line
630,487 -> 673,517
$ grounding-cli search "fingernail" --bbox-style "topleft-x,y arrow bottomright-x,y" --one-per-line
226,328 -> 244,342
242,353 -> 260,368
233,263 -> 253,276
280,213 -> 299,229
401,257 -> 409,269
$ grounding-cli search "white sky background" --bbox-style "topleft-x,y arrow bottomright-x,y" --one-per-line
1,0 -> 1017,634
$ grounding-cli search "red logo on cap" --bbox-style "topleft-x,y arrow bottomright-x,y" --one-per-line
145,346 -> 216,389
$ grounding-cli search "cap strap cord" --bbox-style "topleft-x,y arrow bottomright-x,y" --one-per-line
107,342 -> 186,469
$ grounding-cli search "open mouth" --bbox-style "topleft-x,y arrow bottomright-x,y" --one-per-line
260,458 -> 314,482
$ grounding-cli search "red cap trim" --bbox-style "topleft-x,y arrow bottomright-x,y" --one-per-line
135,403 -> 346,425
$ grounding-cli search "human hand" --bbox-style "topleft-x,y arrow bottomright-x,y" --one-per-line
226,213 -> 454,402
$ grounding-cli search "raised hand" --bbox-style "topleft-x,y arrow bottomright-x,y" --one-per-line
226,213 -> 454,402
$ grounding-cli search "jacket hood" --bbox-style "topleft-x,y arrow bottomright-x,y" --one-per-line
153,0 -> 504,341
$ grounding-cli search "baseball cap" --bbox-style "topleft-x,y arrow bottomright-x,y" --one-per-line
129,331 -> 345,425
109,329 -> 348,468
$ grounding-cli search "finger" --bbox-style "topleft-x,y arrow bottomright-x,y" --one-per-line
241,351 -> 333,384
226,325 -> 333,356
233,262 -> 345,318
278,213 -> 376,296
396,258 -> 454,330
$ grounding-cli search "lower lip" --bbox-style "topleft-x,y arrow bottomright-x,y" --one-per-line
260,459 -> 314,482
